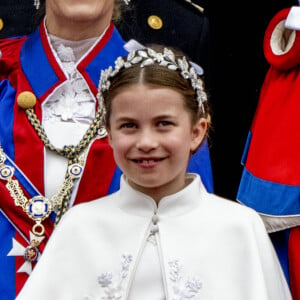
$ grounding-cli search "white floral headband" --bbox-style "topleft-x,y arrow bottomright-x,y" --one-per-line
97,45 -> 208,119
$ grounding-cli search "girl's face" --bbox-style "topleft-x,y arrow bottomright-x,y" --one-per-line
108,84 -> 207,202
46,0 -> 114,39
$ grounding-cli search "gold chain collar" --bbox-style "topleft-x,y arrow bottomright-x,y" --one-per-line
24,105 -> 107,223
0,94 -> 106,240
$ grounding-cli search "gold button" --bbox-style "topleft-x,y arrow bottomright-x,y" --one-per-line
0,18 -> 4,31
147,15 -> 163,30
17,91 -> 37,109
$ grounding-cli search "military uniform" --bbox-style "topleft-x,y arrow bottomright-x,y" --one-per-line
0,20 -> 128,298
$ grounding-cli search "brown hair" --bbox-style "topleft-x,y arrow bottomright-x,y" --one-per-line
102,45 -> 211,137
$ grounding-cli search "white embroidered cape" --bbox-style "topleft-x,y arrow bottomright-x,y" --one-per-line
17,174 -> 291,300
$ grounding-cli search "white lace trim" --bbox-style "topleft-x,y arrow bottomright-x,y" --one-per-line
43,40 -> 97,124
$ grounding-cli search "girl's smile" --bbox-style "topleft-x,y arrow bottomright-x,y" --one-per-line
131,157 -> 165,168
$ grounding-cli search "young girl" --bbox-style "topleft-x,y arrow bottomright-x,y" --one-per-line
17,46 -> 291,299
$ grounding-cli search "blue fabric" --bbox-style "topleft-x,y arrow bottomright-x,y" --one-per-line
0,81 -> 15,159
108,166 -> 122,194
4,155 -> 40,198
270,230 -> 290,285
21,28 -> 61,98
86,28 -> 128,88
240,131 -> 251,166
188,139 -> 214,193
237,167 -> 300,215
0,211 -> 15,300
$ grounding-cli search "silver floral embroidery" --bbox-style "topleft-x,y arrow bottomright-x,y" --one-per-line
169,259 -> 202,300
97,254 -> 133,300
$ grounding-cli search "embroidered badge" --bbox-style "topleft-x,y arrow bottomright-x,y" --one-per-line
7,232 -> 45,275
169,259 -> 202,300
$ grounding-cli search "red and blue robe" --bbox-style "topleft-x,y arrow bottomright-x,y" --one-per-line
0,19 -> 213,298
237,8 -> 300,299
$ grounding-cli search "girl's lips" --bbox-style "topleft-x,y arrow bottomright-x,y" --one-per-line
132,158 -> 164,163
132,158 -> 165,168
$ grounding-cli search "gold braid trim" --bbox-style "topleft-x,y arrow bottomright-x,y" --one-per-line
25,108 -> 104,159
6,178 -> 28,209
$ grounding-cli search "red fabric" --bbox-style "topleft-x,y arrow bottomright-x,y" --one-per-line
0,37 -> 26,83
14,89 -> 45,194
259,9 -> 300,299
75,138 -> 117,203
289,227 -> 300,299
246,68 -> 300,185
245,8 -> 300,186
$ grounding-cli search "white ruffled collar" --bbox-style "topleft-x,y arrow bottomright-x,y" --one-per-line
43,36 -> 98,124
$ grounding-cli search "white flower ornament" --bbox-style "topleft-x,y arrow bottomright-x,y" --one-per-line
97,47 -> 208,120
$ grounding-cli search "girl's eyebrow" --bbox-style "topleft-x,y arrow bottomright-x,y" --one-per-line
114,116 -> 137,122
153,114 -> 177,121
155,114 -> 175,118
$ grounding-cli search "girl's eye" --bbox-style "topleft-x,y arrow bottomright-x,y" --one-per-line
120,123 -> 136,129
158,120 -> 173,127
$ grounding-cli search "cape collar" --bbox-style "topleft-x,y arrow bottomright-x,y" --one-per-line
118,174 -> 206,217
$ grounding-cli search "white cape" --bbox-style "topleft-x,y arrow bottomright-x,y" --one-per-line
17,174 -> 291,300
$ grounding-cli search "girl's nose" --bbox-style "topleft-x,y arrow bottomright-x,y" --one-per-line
136,130 -> 159,152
